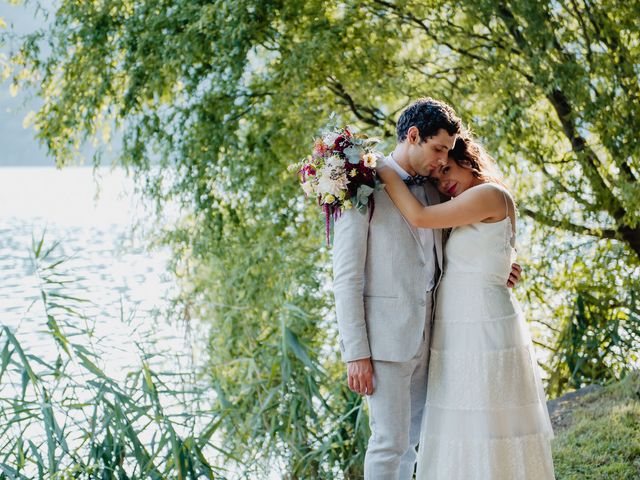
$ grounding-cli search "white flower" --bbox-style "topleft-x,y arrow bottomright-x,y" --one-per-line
322,131 -> 340,146
363,152 -> 377,168
301,181 -> 315,196
334,172 -> 350,192
325,154 -> 344,168
317,173 -> 338,196
317,165 -> 349,197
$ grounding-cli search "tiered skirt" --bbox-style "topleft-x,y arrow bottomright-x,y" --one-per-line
416,274 -> 555,479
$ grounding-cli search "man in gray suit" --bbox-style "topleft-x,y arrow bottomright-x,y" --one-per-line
333,98 -> 521,479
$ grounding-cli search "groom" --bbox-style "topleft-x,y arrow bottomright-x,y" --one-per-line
332,98 -> 520,479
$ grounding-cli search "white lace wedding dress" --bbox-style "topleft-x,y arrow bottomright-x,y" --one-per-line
416,188 -> 555,479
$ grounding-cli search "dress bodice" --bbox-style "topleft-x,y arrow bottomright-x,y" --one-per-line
443,216 -> 516,284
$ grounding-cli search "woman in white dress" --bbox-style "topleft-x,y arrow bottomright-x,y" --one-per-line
377,136 -> 555,480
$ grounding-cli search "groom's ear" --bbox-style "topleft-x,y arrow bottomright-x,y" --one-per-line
407,126 -> 421,144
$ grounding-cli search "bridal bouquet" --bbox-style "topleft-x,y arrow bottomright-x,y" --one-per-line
290,122 -> 384,244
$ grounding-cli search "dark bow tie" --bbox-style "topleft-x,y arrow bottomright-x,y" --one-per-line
403,175 -> 429,186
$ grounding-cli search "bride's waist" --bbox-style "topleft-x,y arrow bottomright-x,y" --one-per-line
440,271 -> 509,286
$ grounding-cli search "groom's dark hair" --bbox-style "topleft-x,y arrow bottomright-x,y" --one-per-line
396,97 -> 462,142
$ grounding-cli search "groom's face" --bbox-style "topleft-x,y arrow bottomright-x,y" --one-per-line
407,128 -> 457,176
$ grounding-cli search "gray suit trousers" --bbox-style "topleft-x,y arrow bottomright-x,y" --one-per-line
364,293 -> 434,480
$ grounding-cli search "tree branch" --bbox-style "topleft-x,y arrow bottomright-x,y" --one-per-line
370,0 -> 494,65
520,207 -> 617,240
538,164 -> 595,211
325,78 -> 396,137
533,339 -> 556,351
493,2 -> 627,224
566,0 -> 594,68
546,88 -> 626,222
571,1 -> 639,184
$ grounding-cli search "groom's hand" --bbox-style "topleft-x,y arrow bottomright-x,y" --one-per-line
347,358 -> 374,396
507,262 -> 522,288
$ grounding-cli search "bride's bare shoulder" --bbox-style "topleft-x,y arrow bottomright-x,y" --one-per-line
454,183 -> 511,220
459,183 -> 506,203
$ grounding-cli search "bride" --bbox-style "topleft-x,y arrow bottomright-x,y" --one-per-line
377,135 -> 555,479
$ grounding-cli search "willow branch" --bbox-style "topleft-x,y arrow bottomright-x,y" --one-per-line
325,78 -> 396,137
520,207 -> 617,240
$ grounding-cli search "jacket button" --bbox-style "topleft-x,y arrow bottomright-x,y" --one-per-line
420,299 -> 426,306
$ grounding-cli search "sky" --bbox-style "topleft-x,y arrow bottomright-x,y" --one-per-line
1,2 -> 55,166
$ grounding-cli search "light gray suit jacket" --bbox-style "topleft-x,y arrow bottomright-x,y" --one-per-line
332,182 -> 444,363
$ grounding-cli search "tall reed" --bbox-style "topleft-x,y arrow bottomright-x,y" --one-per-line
0,234 -> 225,479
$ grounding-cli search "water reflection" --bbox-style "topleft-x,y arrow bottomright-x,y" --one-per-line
0,166 -> 193,377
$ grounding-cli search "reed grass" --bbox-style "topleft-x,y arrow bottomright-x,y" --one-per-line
0,234 -> 224,479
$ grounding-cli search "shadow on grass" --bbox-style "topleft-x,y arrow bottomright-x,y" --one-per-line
552,372 -> 640,479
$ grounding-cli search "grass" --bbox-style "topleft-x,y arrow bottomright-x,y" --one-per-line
552,372 -> 640,480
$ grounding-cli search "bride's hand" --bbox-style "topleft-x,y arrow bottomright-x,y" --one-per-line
507,263 -> 522,288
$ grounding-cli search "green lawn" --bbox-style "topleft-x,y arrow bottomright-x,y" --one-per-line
552,373 -> 640,480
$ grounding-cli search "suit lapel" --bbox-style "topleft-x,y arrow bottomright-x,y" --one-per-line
424,183 -> 444,272
382,189 -> 424,258
400,211 -> 425,260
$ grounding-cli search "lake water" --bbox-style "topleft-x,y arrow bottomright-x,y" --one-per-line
0,165 -> 198,378
0,166 -> 283,478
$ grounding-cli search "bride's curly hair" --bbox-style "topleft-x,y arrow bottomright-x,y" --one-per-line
448,134 -> 507,188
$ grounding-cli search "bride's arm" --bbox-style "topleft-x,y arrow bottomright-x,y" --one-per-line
377,167 -> 504,229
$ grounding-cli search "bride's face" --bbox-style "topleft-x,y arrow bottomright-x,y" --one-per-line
430,158 -> 476,197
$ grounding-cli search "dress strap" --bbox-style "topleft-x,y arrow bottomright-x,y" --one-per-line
500,188 -> 517,247
501,189 -> 510,219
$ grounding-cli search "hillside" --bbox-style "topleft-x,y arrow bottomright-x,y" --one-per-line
551,373 -> 640,479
